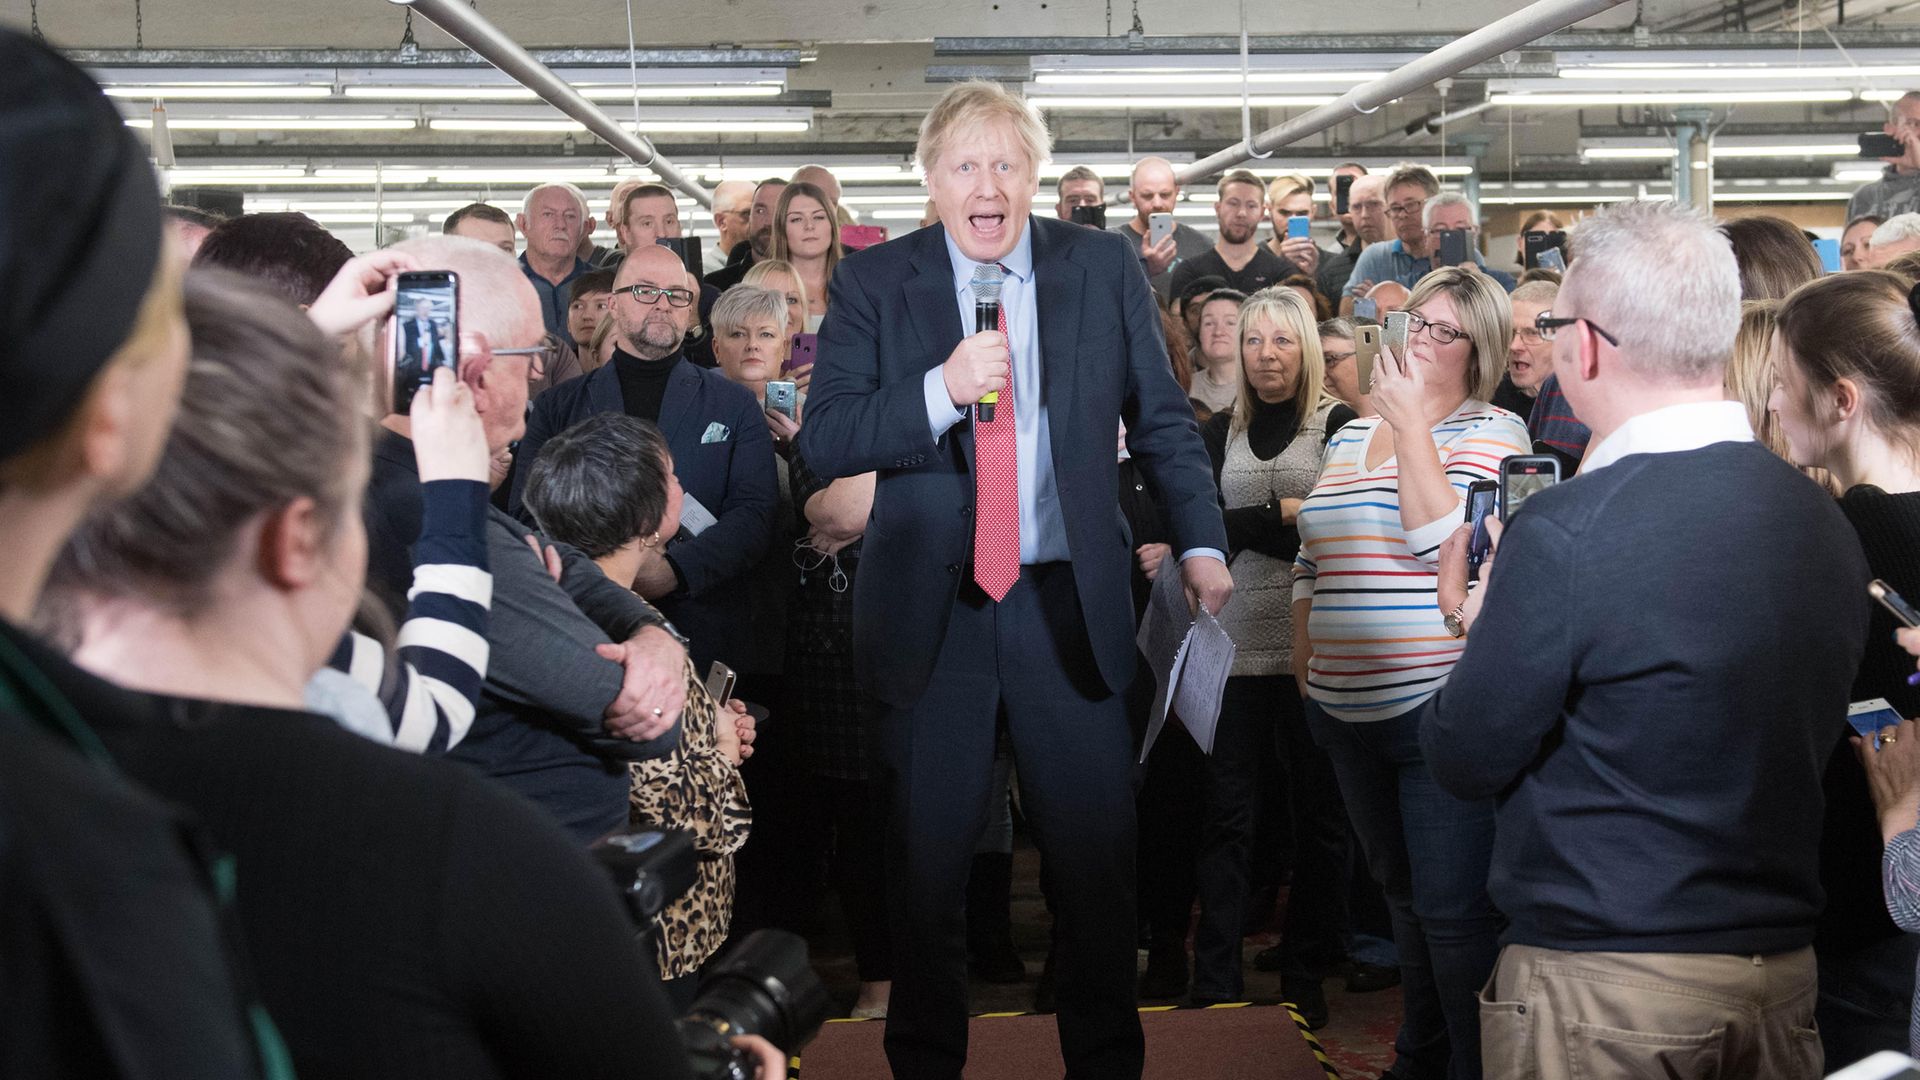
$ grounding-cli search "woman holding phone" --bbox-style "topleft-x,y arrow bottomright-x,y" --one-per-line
1771,270 -> 1920,1060
1291,267 -> 1528,1080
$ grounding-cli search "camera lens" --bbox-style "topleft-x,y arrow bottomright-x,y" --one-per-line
685,930 -> 831,1053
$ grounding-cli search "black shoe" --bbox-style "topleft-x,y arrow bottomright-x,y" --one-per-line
969,939 -> 1027,984
1137,950 -> 1188,1000
1282,976 -> 1329,1030
1250,944 -> 1285,973
1345,961 -> 1401,993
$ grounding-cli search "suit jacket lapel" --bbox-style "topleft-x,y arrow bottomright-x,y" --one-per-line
1030,219 -> 1084,476
905,224 -> 969,468
587,360 -> 624,416
656,358 -> 701,448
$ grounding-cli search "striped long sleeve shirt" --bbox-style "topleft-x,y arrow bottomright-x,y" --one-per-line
320,479 -> 492,753
1883,822 -> 1920,1056
1293,402 -> 1529,721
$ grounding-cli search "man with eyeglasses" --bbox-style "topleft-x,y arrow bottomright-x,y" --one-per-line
512,243 -> 778,677
1340,163 -> 1442,315
1423,197 -> 1865,1080
367,234 -> 691,843
706,180 -> 756,275
1171,169 -> 1292,302
1487,279 -> 1558,419
1848,91 -> 1920,223
706,176 -> 786,292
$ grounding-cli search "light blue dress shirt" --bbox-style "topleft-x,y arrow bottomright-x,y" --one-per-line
920,221 -> 1224,568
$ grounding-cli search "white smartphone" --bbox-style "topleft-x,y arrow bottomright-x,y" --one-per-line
1148,212 -> 1175,247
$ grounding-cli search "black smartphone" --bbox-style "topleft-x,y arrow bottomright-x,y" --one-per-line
390,270 -> 459,414
1465,480 -> 1499,583
655,235 -> 703,276
1871,579 -> 1920,629
1523,230 -> 1569,270
1499,454 -> 1562,523
1070,203 -> 1107,229
1861,132 -> 1906,158
1335,174 -> 1355,216
1436,228 -> 1471,267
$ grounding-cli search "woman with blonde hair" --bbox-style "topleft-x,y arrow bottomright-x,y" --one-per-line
1137,287 -> 1355,1023
1292,265 -> 1529,1076
742,258 -> 811,342
1726,299 -> 1788,458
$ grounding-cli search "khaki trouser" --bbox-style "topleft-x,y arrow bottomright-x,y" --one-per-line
1478,943 -> 1823,1080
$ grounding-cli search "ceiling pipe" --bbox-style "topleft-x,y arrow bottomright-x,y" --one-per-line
383,0 -> 713,207
1174,0 -> 1633,184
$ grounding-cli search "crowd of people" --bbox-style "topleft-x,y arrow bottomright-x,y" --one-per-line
15,24 -> 1920,1080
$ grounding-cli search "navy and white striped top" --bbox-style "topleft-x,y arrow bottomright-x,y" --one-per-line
319,479 -> 491,753
1293,402 -> 1528,721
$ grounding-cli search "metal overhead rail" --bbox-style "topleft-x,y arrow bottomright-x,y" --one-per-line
66,46 -> 809,68
381,0 -> 714,207
1174,0 -> 1635,184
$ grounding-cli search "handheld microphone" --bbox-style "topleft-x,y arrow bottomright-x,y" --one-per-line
971,264 -> 1006,424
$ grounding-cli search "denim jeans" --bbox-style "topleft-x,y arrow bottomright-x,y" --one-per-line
1308,699 -> 1503,1080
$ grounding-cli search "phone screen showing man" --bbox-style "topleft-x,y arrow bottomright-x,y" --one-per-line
393,270 -> 458,414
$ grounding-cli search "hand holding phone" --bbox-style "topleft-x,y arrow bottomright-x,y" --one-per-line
1381,311 -> 1410,368
1464,480 -> 1499,583
1862,131 -> 1906,159
765,380 -> 798,422
1499,454 -> 1562,523
1148,212 -> 1175,248
785,332 -> 817,376
390,270 -> 460,415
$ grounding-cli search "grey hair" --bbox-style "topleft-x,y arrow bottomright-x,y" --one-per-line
521,182 -> 589,219
1510,279 -> 1560,307
710,285 -> 790,336
1422,191 -> 1476,231
1872,213 -> 1920,248
1318,316 -> 1357,341
1562,199 -> 1740,383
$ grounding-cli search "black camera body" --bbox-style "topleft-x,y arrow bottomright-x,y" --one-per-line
591,829 -> 830,1079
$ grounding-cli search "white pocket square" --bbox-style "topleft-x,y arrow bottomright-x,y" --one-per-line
700,422 -> 731,444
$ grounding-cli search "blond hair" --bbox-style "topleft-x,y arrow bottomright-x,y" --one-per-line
915,81 -> 1052,177
1404,267 -> 1510,401
1726,299 -> 1786,458
1233,288 -> 1338,433
743,258 -> 811,326
1264,172 -> 1314,205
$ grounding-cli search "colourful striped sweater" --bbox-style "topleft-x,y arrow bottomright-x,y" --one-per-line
1293,401 -> 1530,721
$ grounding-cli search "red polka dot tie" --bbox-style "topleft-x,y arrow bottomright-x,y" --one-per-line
972,272 -> 1019,602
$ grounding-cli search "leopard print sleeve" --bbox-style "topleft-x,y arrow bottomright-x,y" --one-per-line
627,658 -> 754,978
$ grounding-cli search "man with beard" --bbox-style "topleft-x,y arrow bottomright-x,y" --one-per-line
705,177 -> 787,291
1171,169 -> 1292,302
512,244 -> 776,673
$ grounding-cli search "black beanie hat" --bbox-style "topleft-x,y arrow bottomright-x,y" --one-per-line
0,29 -> 164,460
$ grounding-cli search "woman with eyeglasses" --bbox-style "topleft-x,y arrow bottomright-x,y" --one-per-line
1293,266 -> 1529,1080
1316,316 -> 1373,418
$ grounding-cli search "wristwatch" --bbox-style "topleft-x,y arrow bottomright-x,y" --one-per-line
1443,603 -> 1469,639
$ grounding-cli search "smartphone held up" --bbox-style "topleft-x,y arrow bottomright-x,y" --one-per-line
389,270 -> 459,415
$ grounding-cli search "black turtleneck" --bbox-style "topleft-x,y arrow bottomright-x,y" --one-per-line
1200,395 -> 1357,560
612,345 -> 684,423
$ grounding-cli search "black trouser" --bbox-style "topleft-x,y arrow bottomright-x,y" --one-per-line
1143,676 -> 1349,999
815,775 -> 893,983
879,565 -> 1143,1080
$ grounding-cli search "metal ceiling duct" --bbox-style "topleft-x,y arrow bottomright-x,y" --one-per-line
1175,0 -> 1635,183
383,0 -> 714,207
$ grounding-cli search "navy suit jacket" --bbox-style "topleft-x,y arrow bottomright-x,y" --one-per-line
798,216 -> 1227,706
508,356 -> 778,671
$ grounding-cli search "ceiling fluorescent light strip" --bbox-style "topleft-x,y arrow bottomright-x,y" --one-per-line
105,85 -> 334,99
342,85 -> 783,101
1029,95 -> 1338,109
1033,71 -> 1386,86
426,118 -> 808,134
128,118 -> 417,131
1558,64 -> 1920,81
1493,90 -> 1855,106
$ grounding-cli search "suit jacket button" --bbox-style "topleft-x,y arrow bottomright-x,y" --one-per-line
945,563 -> 959,574
960,505 -> 971,516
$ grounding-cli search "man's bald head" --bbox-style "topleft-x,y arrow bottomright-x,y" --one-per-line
1128,156 -> 1181,225
790,165 -> 841,205
387,234 -> 541,355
